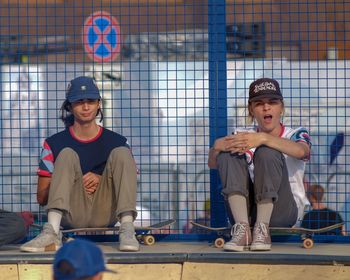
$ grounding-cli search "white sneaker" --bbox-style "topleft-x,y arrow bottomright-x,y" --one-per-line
20,223 -> 62,252
119,222 -> 140,252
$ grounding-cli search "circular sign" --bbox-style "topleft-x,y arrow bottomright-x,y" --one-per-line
82,11 -> 121,62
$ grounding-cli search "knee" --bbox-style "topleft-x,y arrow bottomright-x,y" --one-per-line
216,153 -> 229,171
109,147 -> 134,164
217,152 -> 245,171
217,152 -> 231,164
56,148 -> 79,162
254,146 -> 282,163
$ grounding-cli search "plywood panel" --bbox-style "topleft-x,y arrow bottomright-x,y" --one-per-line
5,262 -> 350,280
15,263 -> 181,280
104,264 -> 182,280
18,264 -> 52,280
0,265 -> 19,280
182,263 -> 350,280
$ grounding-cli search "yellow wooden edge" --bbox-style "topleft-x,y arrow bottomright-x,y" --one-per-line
182,263 -> 350,280
14,263 -> 183,280
4,262 -> 350,280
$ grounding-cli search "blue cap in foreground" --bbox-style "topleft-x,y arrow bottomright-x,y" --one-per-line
53,239 -> 116,280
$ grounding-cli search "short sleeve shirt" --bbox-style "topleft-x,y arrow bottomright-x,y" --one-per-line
37,126 -> 128,176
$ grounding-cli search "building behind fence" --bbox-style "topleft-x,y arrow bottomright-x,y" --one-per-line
0,0 -> 349,238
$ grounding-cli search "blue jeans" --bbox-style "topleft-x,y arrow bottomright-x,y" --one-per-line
0,210 -> 26,246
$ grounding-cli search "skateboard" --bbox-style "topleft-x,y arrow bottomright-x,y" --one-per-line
32,219 -> 175,246
190,221 -> 344,249
270,223 -> 344,249
61,219 -> 175,245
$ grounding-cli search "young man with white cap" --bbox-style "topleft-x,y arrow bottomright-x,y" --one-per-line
208,78 -> 311,252
21,76 -> 139,252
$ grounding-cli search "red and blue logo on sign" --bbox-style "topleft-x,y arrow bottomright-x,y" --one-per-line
82,11 -> 121,62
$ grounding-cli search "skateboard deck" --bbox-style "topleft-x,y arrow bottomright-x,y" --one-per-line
62,219 -> 175,245
32,219 -> 175,246
190,221 -> 344,249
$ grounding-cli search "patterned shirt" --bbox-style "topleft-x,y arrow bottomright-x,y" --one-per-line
38,126 -> 129,176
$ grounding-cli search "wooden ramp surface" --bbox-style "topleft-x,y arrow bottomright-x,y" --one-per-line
1,242 -> 350,280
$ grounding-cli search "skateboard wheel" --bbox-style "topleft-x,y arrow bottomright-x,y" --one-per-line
143,235 -> 155,246
214,238 -> 225,248
136,234 -> 143,242
303,238 -> 314,249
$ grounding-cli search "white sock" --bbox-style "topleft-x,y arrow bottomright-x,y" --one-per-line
256,199 -> 273,224
120,212 -> 134,224
48,209 -> 63,235
228,194 -> 249,224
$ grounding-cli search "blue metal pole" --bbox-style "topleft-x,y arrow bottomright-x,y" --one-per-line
208,0 -> 228,227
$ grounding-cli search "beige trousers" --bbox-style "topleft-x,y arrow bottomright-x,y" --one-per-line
46,147 -> 137,228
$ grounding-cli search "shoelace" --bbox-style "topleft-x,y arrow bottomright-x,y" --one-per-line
231,223 -> 247,241
254,223 -> 268,243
